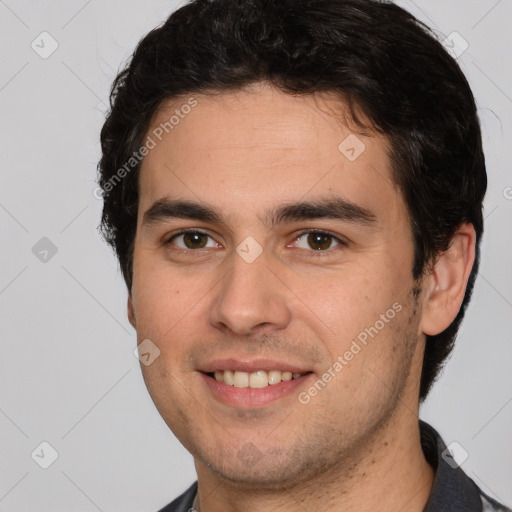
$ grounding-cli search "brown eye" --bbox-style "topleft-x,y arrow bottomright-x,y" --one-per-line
307,232 -> 333,250
294,231 -> 344,252
183,232 -> 208,248
169,231 -> 216,250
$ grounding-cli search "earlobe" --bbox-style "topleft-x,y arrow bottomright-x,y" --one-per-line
128,294 -> 136,328
420,224 -> 476,336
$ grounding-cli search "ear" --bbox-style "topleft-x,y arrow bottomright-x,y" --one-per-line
420,223 -> 476,336
128,294 -> 136,328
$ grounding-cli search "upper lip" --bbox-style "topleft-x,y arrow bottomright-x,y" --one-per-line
199,358 -> 312,374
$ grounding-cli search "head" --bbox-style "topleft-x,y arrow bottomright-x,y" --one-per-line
98,0 -> 486,488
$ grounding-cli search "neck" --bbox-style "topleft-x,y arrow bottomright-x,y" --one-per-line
193,411 -> 435,512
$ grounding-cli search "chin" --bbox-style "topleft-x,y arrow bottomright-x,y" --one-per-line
195,445 -> 335,491
209,464 -> 301,490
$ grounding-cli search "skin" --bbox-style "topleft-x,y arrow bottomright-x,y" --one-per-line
127,83 -> 476,511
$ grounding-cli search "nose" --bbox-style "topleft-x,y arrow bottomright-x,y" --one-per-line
208,249 -> 292,336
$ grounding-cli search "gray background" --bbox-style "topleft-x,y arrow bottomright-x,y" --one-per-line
0,1 -> 511,510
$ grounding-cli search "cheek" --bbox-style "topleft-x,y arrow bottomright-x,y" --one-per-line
131,256 -> 194,346
315,301 -> 416,414
292,270 -> 395,343
296,266 -> 411,389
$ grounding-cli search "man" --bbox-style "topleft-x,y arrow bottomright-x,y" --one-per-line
97,0 -> 510,510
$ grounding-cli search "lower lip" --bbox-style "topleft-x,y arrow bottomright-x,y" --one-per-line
200,372 -> 314,409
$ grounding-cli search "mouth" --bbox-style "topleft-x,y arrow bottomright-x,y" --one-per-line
198,360 -> 315,409
205,369 -> 312,388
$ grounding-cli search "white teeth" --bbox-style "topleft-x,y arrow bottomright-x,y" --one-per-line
212,370 -> 305,388
249,370 -> 268,389
223,370 -> 234,386
268,370 -> 281,385
233,371 -> 249,388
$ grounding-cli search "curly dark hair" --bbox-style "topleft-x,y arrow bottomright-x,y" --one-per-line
97,0 -> 487,401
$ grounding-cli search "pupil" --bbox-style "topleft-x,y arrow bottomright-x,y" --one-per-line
184,232 -> 207,248
308,233 -> 331,250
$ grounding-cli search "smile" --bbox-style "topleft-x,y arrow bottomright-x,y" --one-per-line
209,370 -> 308,388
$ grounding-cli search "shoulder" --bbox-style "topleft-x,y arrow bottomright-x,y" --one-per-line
480,491 -> 512,512
156,481 -> 198,512
420,420 -> 511,512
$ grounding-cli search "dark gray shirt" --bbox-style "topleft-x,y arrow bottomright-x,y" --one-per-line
157,421 -> 511,512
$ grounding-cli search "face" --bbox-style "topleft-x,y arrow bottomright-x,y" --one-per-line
129,84 -> 427,488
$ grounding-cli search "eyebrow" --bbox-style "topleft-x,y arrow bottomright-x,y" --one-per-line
142,197 -> 377,228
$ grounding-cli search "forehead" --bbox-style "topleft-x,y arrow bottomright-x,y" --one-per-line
137,84 -> 403,229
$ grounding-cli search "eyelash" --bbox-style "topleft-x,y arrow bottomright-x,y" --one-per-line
164,228 -> 347,255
